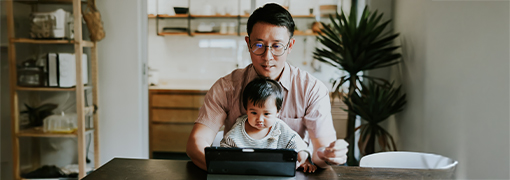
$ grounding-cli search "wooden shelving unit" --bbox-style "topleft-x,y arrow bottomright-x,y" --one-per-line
14,0 -> 87,4
190,14 -> 239,18
17,127 -> 95,138
11,38 -> 95,47
6,0 -> 100,179
153,13 -> 317,36
157,14 -> 188,18
191,32 -> 238,36
157,32 -> 189,36
16,86 -> 93,91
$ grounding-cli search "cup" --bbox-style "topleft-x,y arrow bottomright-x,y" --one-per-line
220,22 -> 228,34
227,22 -> 236,34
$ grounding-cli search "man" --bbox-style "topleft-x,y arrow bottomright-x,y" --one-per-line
186,3 -> 348,171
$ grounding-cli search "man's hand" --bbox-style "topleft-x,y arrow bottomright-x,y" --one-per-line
316,139 -> 349,166
186,123 -> 216,171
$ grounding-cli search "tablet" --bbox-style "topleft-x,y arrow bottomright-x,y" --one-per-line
205,147 -> 298,177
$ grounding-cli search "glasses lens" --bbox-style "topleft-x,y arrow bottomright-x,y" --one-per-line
251,43 -> 265,55
271,43 -> 285,56
250,42 -> 287,56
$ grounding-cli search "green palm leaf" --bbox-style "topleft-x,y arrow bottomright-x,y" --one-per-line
313,5 -> 404,165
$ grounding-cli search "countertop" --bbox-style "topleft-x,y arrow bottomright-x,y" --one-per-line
149,79 -> 216,90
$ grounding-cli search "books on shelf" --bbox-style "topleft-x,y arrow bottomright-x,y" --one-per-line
47,53 -> 88,88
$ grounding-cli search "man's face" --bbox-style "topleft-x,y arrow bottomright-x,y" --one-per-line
245,22 -> 295,80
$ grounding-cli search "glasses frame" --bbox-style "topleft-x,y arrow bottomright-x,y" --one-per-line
248,39 -> 291,57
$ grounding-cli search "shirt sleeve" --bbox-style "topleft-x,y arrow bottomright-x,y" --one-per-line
195,78 -> 230,132
304,81 -> 337,139
220,136 -> 237,147
287,134 -> 310,155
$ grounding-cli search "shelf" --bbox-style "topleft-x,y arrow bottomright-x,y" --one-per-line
292,15 -> 316,18
17,127 -> 94,138
158,31 -> 316,37
157,32 -> 189,36
157,14 -> 189,18
14,0 -> 86,4
17,86 -> 92,91
11,38 -> 94,47
190,15 -> 239,18
152,14 -> 313,19
191,32 -> 238,36
294,31 -> 318,36
151,13 -> 317,37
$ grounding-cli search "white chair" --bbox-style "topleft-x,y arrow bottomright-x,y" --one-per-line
211,131 -> 224,147
359,151 -> 458,170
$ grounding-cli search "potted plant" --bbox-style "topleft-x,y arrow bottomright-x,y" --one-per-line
343,81 -> 406,156
313,5 -> 402,165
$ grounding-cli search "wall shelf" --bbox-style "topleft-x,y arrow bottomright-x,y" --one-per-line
190,15 -> 239,18
157,32 -> 189,36
157,14 -> 188,18
151,13 -> 318,37
191,32 -> 237,36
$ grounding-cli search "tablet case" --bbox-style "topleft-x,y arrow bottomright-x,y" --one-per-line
205,147 -> 297,177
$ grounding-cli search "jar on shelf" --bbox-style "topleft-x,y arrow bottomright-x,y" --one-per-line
18,59 -> 45,87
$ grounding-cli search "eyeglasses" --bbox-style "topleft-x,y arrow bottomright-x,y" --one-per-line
249,40 -> 290,56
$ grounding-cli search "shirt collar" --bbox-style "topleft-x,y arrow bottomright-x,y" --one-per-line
278,62 -> 291,91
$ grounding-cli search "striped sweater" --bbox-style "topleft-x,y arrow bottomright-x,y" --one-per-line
220,115 -> 309,154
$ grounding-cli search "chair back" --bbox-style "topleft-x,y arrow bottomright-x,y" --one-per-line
359,151 -> 458,170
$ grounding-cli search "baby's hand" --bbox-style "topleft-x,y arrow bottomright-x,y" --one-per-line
296,151 -> 317,173
298,160 -> 317,173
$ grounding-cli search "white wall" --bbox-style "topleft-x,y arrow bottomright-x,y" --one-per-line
95,0 -> 149,164
392,1 -> 509,179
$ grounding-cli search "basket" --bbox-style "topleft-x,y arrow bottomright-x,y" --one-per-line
82,0 -> 105,41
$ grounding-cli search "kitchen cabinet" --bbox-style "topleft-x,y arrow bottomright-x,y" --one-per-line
149,89 -> 207,156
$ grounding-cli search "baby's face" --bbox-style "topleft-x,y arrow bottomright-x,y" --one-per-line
246,98 -> 279,131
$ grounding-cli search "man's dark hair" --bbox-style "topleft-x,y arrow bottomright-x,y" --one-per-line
243,78 -> 284,111
247,3 -> 295,38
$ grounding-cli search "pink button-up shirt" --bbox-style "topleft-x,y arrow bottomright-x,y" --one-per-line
196,62 -> 336,141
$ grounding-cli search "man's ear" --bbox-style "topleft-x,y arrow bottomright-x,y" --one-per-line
245,36 -> 250,47
287,38 -> 296,54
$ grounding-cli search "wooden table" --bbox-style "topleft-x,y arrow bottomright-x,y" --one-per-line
83,158 -> 455,180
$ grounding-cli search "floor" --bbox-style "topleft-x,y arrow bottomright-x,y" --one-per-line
152,152 -> 191,160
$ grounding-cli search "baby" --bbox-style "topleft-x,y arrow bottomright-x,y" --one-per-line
220,78 -> 317,173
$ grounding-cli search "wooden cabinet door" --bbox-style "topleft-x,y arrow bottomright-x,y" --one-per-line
149,90 -> 207,155
151,123 -> 194,152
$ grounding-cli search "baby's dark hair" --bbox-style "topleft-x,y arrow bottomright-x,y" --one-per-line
247,3 -> 295,38
243,78 -> 283,111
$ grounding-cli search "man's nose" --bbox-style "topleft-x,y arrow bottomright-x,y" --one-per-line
262,47 -> 274,61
